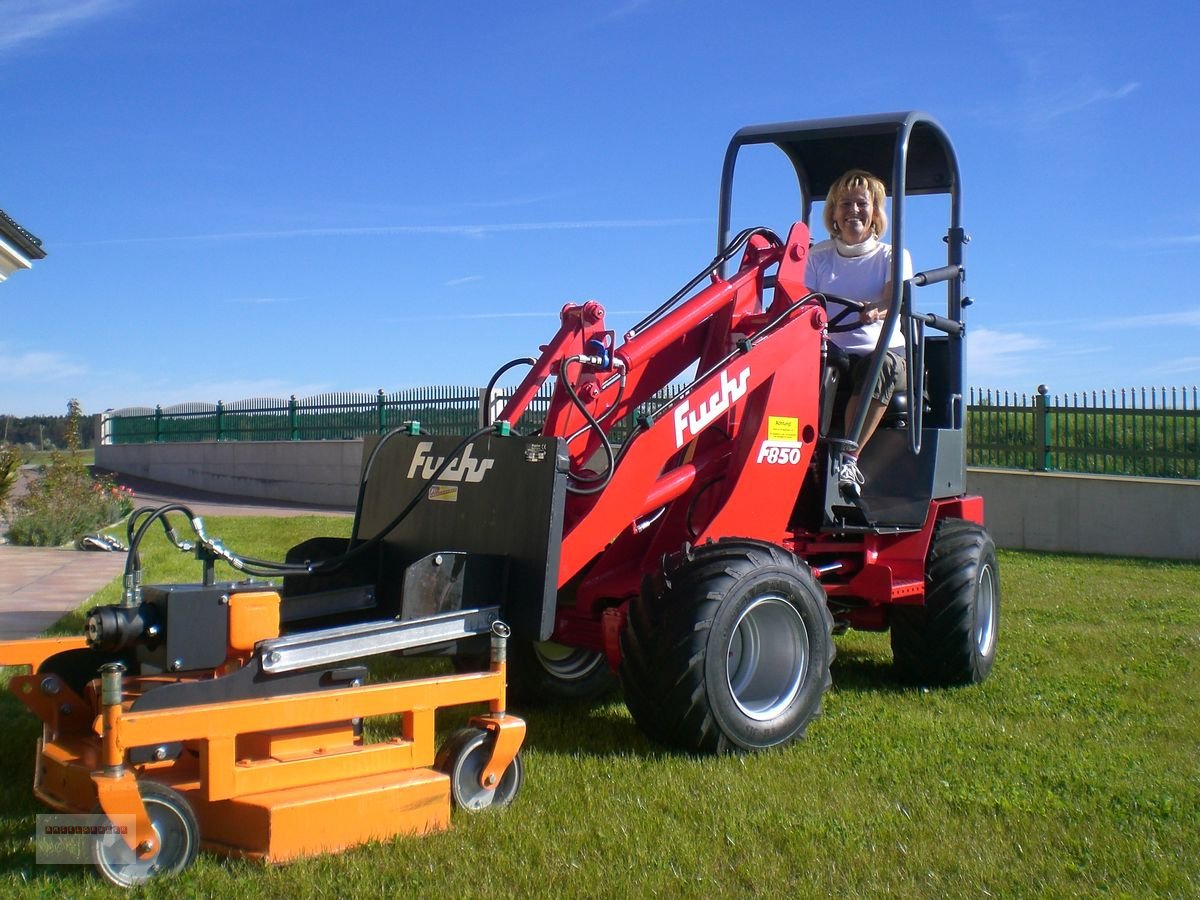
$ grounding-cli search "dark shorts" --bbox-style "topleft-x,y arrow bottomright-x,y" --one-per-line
849,349 -> 906,405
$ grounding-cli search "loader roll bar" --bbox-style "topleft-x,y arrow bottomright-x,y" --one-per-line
716,111 -> 967,456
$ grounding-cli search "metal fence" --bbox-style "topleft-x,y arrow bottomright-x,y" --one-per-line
968,385 -> 1200,479
104,388 -> 490,445
103,384 -> 1200,480
103,384 -> 683,447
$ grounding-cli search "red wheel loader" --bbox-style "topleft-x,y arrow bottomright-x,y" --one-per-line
0,111 -> 997,885
466,109 -> 999,750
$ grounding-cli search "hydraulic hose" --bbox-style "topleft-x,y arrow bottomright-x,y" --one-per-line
558,357 -> 616,495
350,420 -> 427,534
482,357 -> 537,428
626,226 -> 782,339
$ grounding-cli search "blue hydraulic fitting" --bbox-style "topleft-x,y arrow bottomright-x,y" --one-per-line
584,338 -> 612,369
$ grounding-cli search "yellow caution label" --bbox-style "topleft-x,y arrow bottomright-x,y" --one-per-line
767,416 -> 798,442
428,484 -> 459,502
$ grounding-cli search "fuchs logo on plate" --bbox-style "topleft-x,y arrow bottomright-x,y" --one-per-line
407,442 -> 495,483
673,366 -> 750,448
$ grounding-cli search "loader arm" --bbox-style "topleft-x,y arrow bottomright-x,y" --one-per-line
496,223 -> 821,610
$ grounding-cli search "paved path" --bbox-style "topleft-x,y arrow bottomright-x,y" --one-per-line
0,474 -> 351,642
0,547 -> 128,638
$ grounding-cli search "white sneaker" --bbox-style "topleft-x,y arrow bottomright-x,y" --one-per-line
837,457 -> 865,497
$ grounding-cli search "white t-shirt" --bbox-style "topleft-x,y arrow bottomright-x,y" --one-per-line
805,237 -> 913,354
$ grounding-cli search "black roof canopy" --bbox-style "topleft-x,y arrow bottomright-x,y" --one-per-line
717,111 -> 962,253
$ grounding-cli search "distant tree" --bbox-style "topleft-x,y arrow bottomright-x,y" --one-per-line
0,408 -> 96,449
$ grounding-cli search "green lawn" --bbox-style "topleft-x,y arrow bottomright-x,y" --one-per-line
1,516 -> 1197,897
19,449 -> 96,468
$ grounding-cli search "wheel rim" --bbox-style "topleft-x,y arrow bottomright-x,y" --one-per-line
533,641 -> 606,682
975,562 -> 998,658
725,595 -> 809,721
450,731 -> 522,812
92,796 -> 194,887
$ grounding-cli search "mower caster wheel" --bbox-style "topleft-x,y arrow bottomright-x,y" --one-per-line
91,781 -> 199,888
435,727 -> 524,812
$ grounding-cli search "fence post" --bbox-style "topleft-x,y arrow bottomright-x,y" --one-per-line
377,389 -> 386,435
216,401 -> 225,442
154,405 -> 163,443
289,395 -> 299,441
1034,384 -> 1050,471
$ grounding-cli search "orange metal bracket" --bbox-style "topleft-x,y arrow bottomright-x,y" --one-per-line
0,636 -> 89,673
93,772 -> 157,858
7,673 -> 90,735
469,714 -> 526,790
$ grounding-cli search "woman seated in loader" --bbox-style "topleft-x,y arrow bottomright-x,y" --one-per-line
805,168 -> 913,496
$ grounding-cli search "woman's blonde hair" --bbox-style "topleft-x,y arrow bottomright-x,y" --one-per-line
823,169 -> 888,238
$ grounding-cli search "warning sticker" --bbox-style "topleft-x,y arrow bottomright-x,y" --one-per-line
428,484 -> 459,503
767,416 -> 798,442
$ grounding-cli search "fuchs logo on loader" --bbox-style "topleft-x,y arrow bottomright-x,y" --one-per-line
406,442 -> 495,483
673,366 -> 750,448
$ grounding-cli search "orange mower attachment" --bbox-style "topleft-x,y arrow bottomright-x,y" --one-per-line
0,428 -> 567,886
2,591 -> 525,887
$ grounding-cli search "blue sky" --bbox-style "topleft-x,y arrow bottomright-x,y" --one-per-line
2,0 -> 1197,417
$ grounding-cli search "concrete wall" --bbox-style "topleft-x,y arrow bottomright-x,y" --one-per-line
966,468 -> 1200,562
96,440 -> 364,508
96,442 -> 1200,561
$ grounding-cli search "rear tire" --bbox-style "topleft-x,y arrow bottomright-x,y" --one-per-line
891,517 -> 999,685
620,539 -> 834,754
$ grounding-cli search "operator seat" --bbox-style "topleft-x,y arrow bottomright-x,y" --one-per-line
819,340 -> 916,439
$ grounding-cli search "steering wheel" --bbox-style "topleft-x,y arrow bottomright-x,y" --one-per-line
821,293 -> 868,334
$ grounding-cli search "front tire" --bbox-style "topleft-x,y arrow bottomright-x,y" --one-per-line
891,517 -> 1000,685
620,539 -> 834,753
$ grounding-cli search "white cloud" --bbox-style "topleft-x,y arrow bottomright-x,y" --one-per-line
967,328 -> 1049,383
1146,356 -> 1200,378
597,0 -> 653,23
384,308 -> 647,323
109,379 -> 333,412
69,218 -> 709,247
0,347 -> 88,381
974,2 -> 1140,129
444,276 -> 484,287
0,0 -> 127,56
224,296 -> 303,305
1085,308 -> 1200,330
1021,81 -> 1140,126
1128,233 -> 1200,250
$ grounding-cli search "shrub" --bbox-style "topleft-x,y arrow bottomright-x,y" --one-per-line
0,444 -> 20,509
4,400 -> 134,546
